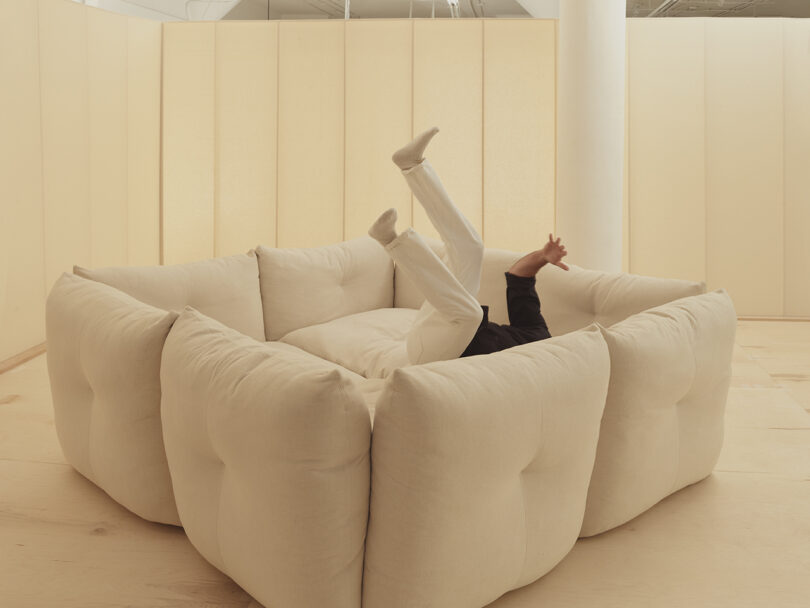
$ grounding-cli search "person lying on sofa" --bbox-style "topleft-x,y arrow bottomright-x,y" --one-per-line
368,127 -> 569,364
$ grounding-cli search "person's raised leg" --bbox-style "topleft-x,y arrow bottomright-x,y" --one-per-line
393,128 -> 484,298
369,208 -> 482,365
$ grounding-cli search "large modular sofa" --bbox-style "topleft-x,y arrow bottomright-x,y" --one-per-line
45,236 -> 737,608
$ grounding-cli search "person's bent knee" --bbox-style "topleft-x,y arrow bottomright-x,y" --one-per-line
406,306 -> 483,365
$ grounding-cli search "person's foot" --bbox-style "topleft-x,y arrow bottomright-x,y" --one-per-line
368,208 -> 398,246
392,127 -> 440,171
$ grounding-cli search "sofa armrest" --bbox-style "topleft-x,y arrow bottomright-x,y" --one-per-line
363,324 -> 610,608
45,273 -> 180,525
536,264 -> 707,336
581,289 -> 737,536
160,307 -> 371,608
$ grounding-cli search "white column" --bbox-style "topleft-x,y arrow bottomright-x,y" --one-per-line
556,0 -> 626,273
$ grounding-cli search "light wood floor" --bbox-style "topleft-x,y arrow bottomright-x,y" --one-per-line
1,320 -> 808,608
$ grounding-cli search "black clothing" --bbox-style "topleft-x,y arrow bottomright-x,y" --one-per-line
460,272 -> 551,357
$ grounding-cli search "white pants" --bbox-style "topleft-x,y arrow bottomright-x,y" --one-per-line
384,160 -> 485,365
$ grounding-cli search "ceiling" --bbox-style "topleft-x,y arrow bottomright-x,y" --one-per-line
71,0 -> 810,21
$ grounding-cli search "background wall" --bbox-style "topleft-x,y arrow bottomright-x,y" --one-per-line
0,0 -> 161,363
627,18 -> 810,317
2,1 -> 810,365
161,18 -> 557,262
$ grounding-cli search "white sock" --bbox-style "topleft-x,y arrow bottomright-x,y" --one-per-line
392,126 -> 440,171
368,208 -> 398,246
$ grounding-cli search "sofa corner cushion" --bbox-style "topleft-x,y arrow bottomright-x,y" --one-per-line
160,306 -> 371,608
74,250 -> 265,342
257,236 -> 394,340
363,324 -> 610,608
45,272 -> 180,525
580,288 -> 737,537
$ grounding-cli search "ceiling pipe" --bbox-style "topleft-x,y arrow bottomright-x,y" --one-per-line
648,0 -> 680,17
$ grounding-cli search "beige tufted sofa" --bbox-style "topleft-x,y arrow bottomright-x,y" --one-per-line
45,236 -> 737,608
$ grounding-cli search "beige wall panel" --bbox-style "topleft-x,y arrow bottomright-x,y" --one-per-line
162,23 -> 215,264
706,20 -> 784,316
628,19 -> 706,283
784,20 -> 810,317
38,0 -> 91,290
0,0 -> 45,360
483,20 -> 555,254
277,21 -> 344,248
215,22 -> 278,255
88,8 -> 128,269
344,20 -> 413,240
413,20 -> 483,240
127,17 -> 161,266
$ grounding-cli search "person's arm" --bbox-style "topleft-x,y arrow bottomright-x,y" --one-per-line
507,233 -> 569,277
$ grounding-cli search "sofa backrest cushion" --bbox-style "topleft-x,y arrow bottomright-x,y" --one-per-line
160,306 -> 371,608
45,272 -> 180,525
580,289 -> 737,537
257,236 -> 394,340
363,324 -> 610,608
74,252 -> 265,342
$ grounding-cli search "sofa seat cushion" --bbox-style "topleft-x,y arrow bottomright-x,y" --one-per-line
279,307 -> 417,379
257,237 -> 394,341
580,288 -> 737,537
74,251 -> 265,341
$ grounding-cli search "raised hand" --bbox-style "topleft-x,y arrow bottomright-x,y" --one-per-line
540,233 -> 569,271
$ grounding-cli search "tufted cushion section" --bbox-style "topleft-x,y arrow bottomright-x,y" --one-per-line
74,251 -> 265,341
256,236 -> 394,341
363,324 -> 610,608
160,307 -> 372,608
45,273 -> 180,525
280,307 -> 416,379
580,289 -> 737,537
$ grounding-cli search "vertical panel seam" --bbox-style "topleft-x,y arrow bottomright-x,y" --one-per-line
125,18 -> 130,264
481,18 -> 485,245
275,21 -> 280,248
554,18 -> 558,239
410,18 -> 415,227
701,17 -> 710,291
159,23 -> 165,265
781,19 -> 787,316
343,20 -> 347,242
212,23 -> 218,258
626,21 -> 631,273
35,0 -> 47,297
84,5 -> 91,267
